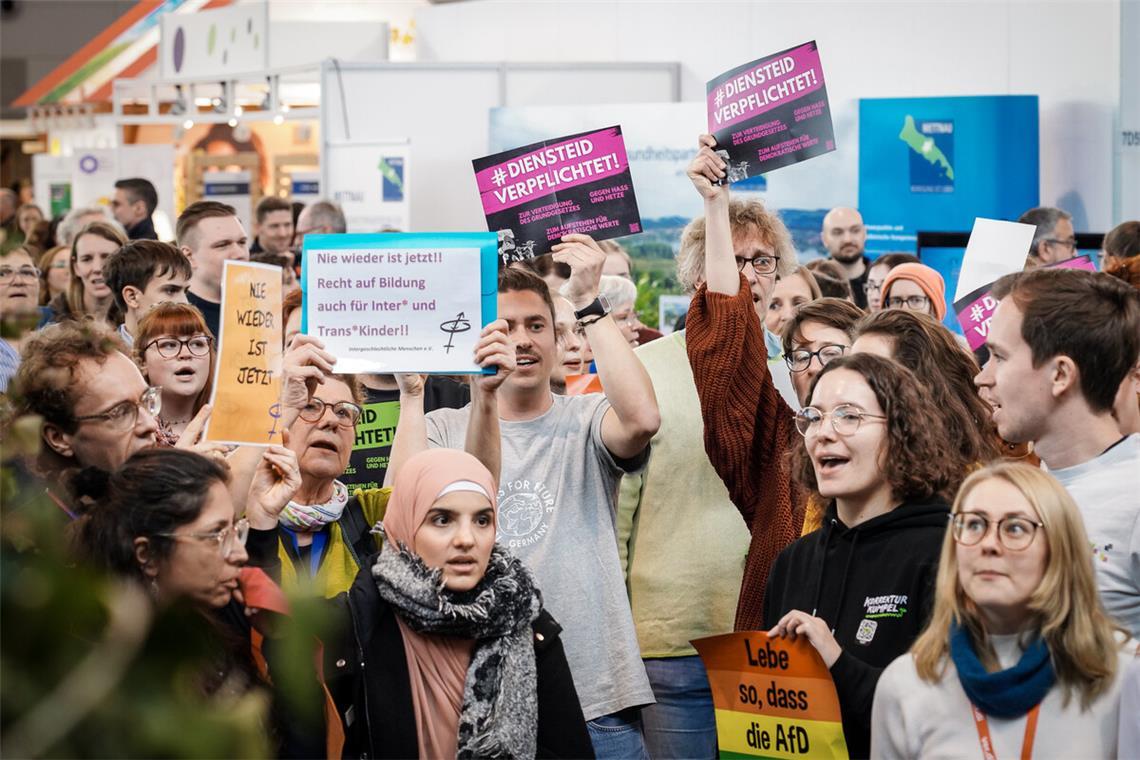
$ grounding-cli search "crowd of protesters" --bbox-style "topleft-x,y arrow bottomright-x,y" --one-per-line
2,137 -> 1139,760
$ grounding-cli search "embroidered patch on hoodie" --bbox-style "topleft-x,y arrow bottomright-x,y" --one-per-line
862,594 -> 909,619
855,619 -> 877,645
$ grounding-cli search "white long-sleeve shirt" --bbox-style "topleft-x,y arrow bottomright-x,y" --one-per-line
871,633 -> 1138,759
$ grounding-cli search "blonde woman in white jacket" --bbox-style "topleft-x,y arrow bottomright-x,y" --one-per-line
871,462 -> 1137,759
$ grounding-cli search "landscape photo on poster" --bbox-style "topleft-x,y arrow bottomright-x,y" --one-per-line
488,103 -> 854,324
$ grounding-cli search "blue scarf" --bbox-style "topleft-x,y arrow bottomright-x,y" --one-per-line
950,622 -> 1055,718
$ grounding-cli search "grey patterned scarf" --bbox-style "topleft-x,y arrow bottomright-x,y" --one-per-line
372,537 -> 542,759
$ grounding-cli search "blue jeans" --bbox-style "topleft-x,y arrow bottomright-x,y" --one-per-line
640,656 -> 717,760
587,708 -> 650,760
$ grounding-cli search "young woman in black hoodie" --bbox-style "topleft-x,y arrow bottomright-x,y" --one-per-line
763,353 -> 961,758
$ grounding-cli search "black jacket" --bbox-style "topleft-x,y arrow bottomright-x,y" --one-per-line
762,497 -> 950,758
325,561 -> 594,759
126,216 -> 158,241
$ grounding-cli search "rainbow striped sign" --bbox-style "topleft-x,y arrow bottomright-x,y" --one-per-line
693,632 -> 849,759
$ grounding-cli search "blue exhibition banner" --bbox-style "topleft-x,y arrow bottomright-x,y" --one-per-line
858,96 -> 1039,254
301,232 -> 498,374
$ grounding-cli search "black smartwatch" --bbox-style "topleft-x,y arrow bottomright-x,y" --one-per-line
574,294 -> 611,322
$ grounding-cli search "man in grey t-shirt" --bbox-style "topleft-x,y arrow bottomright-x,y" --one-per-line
976,268 -> 1140,636
428,235 -> 660,758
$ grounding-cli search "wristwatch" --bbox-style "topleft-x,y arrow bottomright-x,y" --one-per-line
574,294 -> 612,322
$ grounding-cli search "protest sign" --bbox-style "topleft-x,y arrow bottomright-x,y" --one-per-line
473,125 -> 642,260
955,251 -> 1098,351
341,398 -> 401,493
953,218 -> 1037,301
693,632 -> 849,759
204,260 -> 284,446
707,42 -> 835,184
302,232 -> 498,374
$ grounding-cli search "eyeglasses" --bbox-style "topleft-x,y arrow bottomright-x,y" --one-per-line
786,344 -> 847,373
795,403 -> 886,437
951,512 -> 1043,551
1044,237 -> 1077,252
144,335 -> 213,358
0,266 -> 40,282
885,295 -> 931,310
73,386 -> 162,432
298,397 -> 363,427
157,518 -> 250,557
735,254 -> 780,274
865,281 -> 883,296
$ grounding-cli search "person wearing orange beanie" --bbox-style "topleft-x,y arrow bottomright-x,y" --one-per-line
881,262 -> 947,321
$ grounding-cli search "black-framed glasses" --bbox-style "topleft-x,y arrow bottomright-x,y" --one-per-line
795,403 -> 886,437
157,518 -> 250,557
144,335 -> 213,358
786,344 -> 847,373
73,386 -> 162,432
1043,237 -> 1077,252
735,254 -> 779,274
0,266 -> 40,282
885,295 -> 931,310
951,512 -> 1043,551
865,281 -> 884,296
298,397 -> 362,427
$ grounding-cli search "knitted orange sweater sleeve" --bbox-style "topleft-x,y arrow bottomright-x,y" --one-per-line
686,276 -> 799,525
686,276 -> 805,627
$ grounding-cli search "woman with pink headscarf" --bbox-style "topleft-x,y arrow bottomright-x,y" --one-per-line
326,448 -> 593,758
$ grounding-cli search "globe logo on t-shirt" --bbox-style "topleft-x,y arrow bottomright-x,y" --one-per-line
499,493 -> 544,537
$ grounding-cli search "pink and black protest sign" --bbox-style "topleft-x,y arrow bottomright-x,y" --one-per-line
473,125 -> 641,263
955,255 -> 1098,352
707,41 -> 835,183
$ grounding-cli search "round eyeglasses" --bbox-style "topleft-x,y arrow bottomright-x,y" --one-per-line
298,397 -> 363,427
144,335 -> 213,358
73,386 -> 162,432
157,518 -> 251,557
785,344 -> 847,373
795,404 -> 886,437
951,512 -> 1043,551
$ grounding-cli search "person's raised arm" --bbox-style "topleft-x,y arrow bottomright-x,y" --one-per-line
383,373 -> 426,489
683,134 -> 797,527
224,335 -> 338,514
552,233 -> 660,460
464,319 -> 514,489
687,134 -> 737,295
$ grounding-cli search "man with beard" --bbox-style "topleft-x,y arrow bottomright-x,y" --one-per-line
821,206 -> 871,309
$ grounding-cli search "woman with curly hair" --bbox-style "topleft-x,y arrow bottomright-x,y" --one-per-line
763,353 -> 958,758
872,462 -> 1135,758
851,308 -> 1022,462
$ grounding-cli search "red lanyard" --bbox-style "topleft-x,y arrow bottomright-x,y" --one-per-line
971,703 -> 1040,760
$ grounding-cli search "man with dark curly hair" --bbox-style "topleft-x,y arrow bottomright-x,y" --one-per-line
8,321 -> 159,507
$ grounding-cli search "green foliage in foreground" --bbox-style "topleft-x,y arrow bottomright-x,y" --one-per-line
0,418 -> 328,758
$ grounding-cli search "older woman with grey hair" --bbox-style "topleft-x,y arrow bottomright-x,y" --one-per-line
56,206 -> 124,247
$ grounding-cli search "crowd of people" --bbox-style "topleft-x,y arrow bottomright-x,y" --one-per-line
1,136 -> 1139,760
